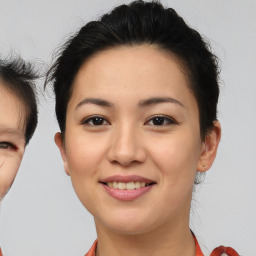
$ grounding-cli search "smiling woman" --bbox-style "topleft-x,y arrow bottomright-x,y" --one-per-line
46,1 -> 239,255
0,56 -> 38,255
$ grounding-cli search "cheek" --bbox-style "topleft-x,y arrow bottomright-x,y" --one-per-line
148,131 -> 201,183
147,135 -> 201,215
64,135 -> 108,214
65,134 -> 107,177
0,156 -> 22,198
64,132 -> 110,209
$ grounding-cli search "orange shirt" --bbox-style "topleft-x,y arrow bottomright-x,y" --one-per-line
0,238 -> 239,256
84,237 -> 239,256
85,241 -> 97,256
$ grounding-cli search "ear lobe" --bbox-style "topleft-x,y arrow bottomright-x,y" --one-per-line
197,121 -> 221,172
54,132 -> 70,176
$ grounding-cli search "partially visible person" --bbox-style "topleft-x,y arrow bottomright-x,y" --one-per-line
0,56 -> 38,255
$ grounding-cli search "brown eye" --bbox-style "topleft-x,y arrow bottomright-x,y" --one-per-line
0,142 -> 16,150
82,116 -> 110,126
146,116 -> 176,126
152,117 -> 166,125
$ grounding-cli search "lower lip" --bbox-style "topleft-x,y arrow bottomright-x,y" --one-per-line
102,184 -> 154,201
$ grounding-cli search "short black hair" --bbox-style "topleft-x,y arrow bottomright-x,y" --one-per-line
46,0 -> 219,139
0,56 -> 38,144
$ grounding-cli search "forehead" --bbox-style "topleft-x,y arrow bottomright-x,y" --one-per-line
76,45 -> 187,82
70,45 -> 195,107
0,84 -> 26,137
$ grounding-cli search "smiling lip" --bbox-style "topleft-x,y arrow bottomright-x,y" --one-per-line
101,175 -> 154,183
100,175 -> 156,201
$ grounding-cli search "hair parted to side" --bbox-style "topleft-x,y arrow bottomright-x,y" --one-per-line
45,0 -> 220,139
0,55 -> 38,144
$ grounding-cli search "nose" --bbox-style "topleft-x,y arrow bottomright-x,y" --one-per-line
107,124 -> 146,167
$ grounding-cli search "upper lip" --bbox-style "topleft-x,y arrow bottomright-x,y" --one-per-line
100,175 -> 156,184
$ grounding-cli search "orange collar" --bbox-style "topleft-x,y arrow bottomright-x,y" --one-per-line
194,235 -> 204,256
85,240 -> 97,256
85,236 -> 204,256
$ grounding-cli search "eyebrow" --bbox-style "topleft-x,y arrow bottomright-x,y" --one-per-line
138,97 -> 184,108
76,98 -> 113,109
0,127 -> 23,135
75,96 -> 184,110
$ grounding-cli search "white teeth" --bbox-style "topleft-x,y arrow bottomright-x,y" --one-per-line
107,182 -> 113,188
140,182 -> 146,188
118,182 -> 127,190
113,181 -> 118,189
106,181 -> 150,190
127,182 -> 135,190
135,182 -> 140,189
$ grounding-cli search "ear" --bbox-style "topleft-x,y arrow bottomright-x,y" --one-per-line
54,132 -> 70,176
197,121 -> 221,172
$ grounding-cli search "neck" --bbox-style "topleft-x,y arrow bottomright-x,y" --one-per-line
95,218 -> 195,256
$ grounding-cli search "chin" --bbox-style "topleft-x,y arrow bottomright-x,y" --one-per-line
107,222 -> 153,235
95,209 -> 160,235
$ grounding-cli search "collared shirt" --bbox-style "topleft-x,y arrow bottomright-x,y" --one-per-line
84,236 -> 239,256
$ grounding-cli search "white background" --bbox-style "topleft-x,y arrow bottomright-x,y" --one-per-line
0,0 -> 255,255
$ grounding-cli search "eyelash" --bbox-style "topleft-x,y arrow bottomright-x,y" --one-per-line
145,115 -> 177,126
81,115 -> 177,127
0,142 -> 17,150
81,116 -> 110,126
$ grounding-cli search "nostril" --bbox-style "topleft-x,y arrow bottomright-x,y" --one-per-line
110,159 -> 145,169
107,134 -> 146,166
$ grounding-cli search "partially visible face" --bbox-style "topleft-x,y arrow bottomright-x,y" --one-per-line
0,84 -> 26,199
56,45 -> 218,235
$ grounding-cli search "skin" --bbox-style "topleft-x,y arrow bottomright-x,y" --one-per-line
55,45 -> 221,256
0,85 -> 26,199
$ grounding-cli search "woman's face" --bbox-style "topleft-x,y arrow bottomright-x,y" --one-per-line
56,45 -> 220,235
0,86 -> 26,199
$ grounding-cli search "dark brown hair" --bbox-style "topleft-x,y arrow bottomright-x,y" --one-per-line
46,0 -> 219,139
0,56 -> 38,144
